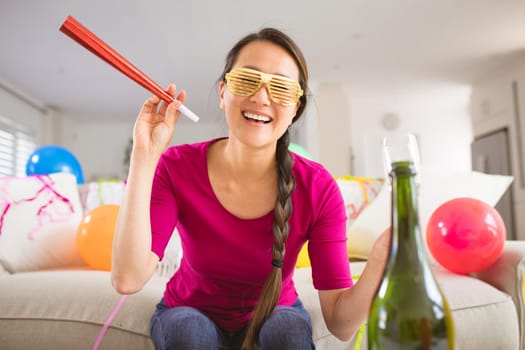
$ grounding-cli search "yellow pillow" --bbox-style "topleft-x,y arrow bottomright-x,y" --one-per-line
296,242 -> 310,268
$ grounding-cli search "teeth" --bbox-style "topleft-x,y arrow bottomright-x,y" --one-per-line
243,112 -> 270,122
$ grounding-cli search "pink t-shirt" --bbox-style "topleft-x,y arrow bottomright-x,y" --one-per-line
150,139 -> 352,331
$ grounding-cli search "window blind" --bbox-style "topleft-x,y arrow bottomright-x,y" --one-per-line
0,117 -> 36,177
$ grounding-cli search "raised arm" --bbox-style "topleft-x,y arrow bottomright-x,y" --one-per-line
111,85 -> 185,295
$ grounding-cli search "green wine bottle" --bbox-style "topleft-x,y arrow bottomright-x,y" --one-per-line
368,160 -> 454,349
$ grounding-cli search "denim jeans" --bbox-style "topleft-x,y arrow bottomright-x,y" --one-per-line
150,298 -> 315,350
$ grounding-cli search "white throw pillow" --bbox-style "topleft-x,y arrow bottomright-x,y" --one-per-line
335,176 -> 384,231
0,172 -> 85,272
347,168 -> 513,261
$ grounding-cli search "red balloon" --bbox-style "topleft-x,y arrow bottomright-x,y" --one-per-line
426,197 -> 505,274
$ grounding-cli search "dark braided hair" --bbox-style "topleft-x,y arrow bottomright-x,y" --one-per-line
218,27 -> 309,350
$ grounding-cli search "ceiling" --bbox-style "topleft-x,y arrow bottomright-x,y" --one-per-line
1,0 -> 525,123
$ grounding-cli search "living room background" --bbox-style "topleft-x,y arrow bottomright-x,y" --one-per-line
0,79 -> 473,182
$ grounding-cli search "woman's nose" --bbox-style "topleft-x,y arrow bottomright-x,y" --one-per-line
249,83 -> 272,105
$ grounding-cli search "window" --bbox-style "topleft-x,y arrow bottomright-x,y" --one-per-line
0,116 -> 37,177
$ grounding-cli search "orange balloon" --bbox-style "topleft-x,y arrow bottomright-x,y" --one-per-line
76,204 -> 119,271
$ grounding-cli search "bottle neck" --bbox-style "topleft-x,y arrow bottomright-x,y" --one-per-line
388,161 -> 429,269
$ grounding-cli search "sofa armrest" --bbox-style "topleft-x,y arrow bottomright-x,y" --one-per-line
474,240 -> 525,349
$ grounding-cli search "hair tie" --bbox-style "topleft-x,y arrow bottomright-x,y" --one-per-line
272,259 -> 283,268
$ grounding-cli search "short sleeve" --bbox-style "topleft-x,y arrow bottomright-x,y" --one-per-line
150,155 -> 179,260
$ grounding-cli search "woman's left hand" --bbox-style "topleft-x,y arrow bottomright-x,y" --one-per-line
368,227 -> 391,272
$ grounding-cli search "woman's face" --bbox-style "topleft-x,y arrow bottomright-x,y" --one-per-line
219,40 -> 300,150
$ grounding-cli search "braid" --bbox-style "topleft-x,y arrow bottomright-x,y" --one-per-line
241,130 -> 295,350
220,26 -> 308,350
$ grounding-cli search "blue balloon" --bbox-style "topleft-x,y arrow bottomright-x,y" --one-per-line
26,145 -> 84,184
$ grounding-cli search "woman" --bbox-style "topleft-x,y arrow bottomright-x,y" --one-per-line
111,27 -> 389,350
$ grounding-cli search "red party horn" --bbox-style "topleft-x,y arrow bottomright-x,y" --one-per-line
59,15 -> 199,122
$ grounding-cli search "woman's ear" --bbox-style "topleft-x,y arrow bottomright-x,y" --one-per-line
290,101 -> 300,124
219,81 -> 226,110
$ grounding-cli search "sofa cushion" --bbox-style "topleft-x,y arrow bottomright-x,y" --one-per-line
432,266 -> 519,350
0,264 -> 519,350
0,270 -> 166,350
294,262 -> 519,349
0,173 -> 85,272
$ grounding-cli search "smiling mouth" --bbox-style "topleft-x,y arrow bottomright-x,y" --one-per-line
243,112 -> 271,124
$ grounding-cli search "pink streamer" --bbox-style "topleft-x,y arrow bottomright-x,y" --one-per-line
92,295 -> 129,350
0,175 -> 74,239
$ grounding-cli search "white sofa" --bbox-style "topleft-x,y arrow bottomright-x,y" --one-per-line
0,172 -> 523,349
1,247 -> 524,349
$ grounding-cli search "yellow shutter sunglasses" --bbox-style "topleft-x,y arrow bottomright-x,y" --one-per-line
225,67 -> 303,107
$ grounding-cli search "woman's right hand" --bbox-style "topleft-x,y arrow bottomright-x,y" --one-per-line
132,84 -> 186,158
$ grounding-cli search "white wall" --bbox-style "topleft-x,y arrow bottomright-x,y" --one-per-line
348,83 -> 473,178
59,117 -> 133,181
292,81 -> 473,178
315,83 -> 353,176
